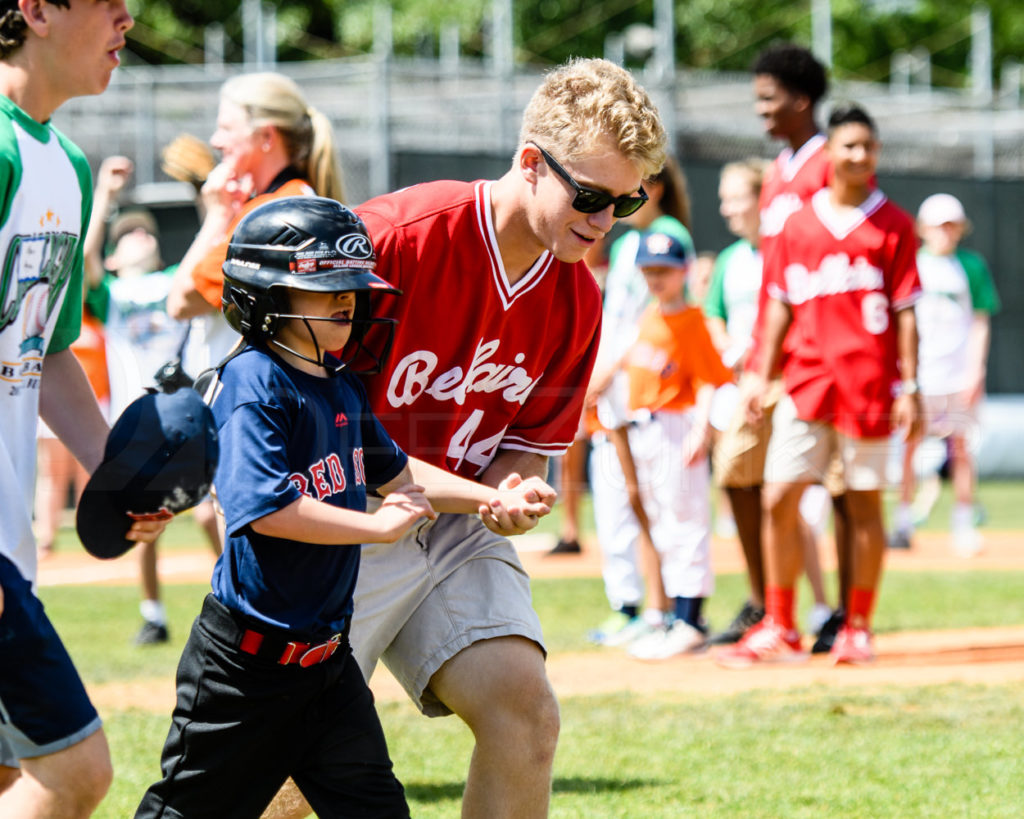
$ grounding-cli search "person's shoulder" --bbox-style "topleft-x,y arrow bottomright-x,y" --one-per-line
48,123 -> 87,165
220,346 -> 292,400
874,194 -> 915,233
356,179 -> 479,229
954,246 -> 989,268
679,303 -> 707,327
277,178 -> 316,197
718,238 -> 749,262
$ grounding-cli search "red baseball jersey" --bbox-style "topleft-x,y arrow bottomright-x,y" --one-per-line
355,180 -> 602,478
746,135 -> 831,374
763,188 -> 921,439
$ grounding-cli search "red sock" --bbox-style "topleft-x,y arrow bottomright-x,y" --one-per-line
847,587 -> 876,630
765,586 -> 796,631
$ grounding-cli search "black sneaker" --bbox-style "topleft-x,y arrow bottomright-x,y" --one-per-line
545,538 -> 582,556
707,601 -> 764,645
810,608 -> 845,654
135,621 -> 169,645
888,530 -> 912,550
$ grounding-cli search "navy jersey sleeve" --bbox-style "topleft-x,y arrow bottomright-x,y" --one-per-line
350,375 -> 408,492
215,399 -> 303,538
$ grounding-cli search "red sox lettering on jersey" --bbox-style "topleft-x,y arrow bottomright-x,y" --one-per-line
288,448 -> 368,502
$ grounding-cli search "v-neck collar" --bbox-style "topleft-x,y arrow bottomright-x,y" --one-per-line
811,187 -> 886,240
778,133 -> 826,182
474,181 -> 554,310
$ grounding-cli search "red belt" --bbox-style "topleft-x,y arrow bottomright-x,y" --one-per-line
239,629 -> 343,667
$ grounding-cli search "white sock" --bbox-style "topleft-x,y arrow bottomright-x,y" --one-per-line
896,503 -> 914,533
952,503 -> 974,531
140,599 -> 166,626
642,608 -> 667,627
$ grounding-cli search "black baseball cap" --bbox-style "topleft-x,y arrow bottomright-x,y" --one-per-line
76,388 -> 219,559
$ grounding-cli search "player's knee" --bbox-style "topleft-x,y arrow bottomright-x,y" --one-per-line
490,670 -> 560,763
70,751 -> 113,814
50,735 -> 113,815
530,685 -> 561,763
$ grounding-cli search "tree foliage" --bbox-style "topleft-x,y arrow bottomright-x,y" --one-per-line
124,0 -> 1024,90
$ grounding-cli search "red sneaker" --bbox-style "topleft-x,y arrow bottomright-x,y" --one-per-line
715,618 -> 806,669
831,625 -> 875,665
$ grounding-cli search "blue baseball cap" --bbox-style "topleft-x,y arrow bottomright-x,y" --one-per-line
76,388 -> 219,559
634,232 -> 691,270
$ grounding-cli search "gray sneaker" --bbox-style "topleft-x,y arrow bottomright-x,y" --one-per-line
707,601 -> 764,645
135,621 -> 169,645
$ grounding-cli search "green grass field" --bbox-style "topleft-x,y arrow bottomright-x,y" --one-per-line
38,479 -> 1024,817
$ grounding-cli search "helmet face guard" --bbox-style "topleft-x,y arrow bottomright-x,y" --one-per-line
259,302 -> 398,377
221,196 -> 400,376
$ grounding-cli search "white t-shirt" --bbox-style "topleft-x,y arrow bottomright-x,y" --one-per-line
0,97 -> 89,585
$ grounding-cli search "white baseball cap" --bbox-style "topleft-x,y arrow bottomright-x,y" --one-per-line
917,193 -> 967,226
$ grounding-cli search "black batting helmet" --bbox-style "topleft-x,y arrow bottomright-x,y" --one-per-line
221,196 -> 399,375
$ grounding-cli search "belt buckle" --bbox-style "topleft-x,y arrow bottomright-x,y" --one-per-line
298,633 -> 342,668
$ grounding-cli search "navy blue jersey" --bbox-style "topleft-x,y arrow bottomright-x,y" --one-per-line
209,345 -> 408,634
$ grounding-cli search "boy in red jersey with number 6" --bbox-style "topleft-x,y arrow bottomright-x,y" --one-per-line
719,103 -> 922,668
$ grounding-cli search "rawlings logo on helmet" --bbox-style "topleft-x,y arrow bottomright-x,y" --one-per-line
338,234 -> 373,259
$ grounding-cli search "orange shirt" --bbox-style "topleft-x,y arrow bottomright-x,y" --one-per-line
71,312 -> 110,403
627,304 -> 732,414
192,177 -> 316,308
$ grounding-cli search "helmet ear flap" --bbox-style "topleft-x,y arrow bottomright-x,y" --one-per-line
222,281 -> 256,336
256,287 -> 289,338
222,279 -> 286,340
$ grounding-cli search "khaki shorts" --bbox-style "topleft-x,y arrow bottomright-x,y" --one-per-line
923,392 -> 978,439
350,513 -> 544,717
764,394 -> 889,491
713,379 -> 785,488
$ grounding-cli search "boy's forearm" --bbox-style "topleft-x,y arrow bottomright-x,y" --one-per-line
251,495 -> 385,544
405,457 -> 494,514
967,313 -> 991,385
896,307 -> 919,382
755,298 -> 791,381
40,349 -> 108,474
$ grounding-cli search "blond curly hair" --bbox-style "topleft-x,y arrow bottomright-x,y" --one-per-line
519,58 -> 667,180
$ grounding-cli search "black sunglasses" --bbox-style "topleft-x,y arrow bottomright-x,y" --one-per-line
530,142 -> 648,218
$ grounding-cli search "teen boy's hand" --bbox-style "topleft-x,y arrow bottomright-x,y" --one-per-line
479,473 -> 556,536
374,484 -> 437,541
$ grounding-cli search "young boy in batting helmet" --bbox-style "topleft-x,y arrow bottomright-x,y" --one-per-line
135,196 -> 551,819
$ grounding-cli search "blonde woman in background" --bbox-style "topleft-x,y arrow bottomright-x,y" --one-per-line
145,72 -> 344,645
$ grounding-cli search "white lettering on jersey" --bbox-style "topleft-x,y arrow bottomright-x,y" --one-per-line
386,338 -> 541,409
783,254 -> 885,306
760,193 -> 804,238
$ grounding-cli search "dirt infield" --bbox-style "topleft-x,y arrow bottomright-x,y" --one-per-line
38,529 -> 1024,711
